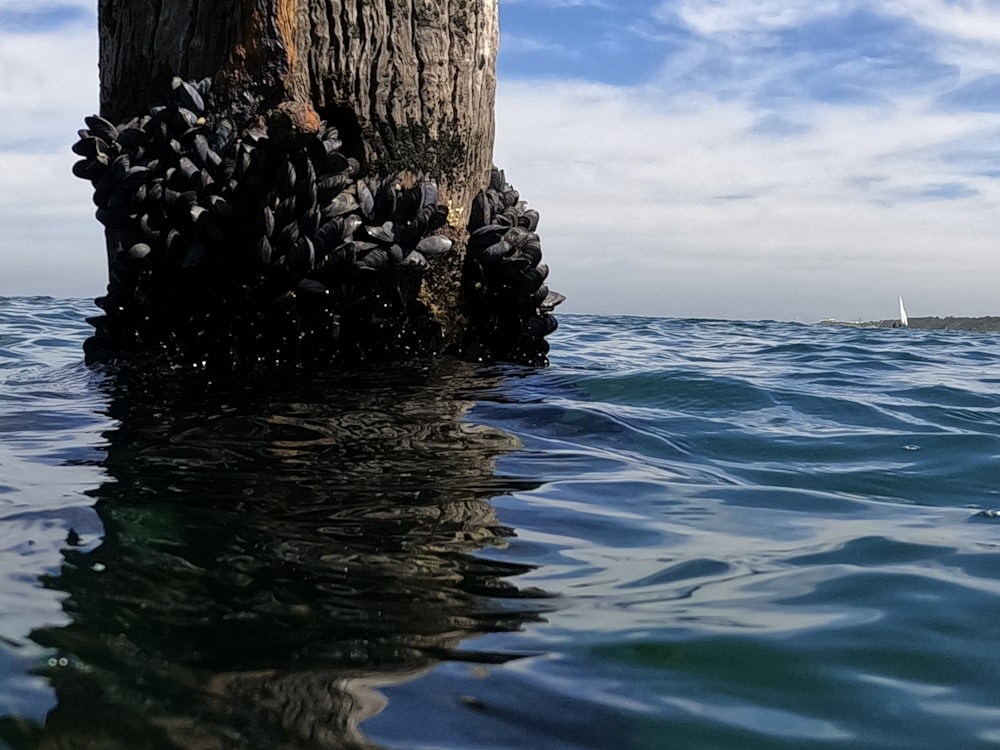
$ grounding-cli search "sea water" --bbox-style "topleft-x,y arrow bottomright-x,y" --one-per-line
1,296 -> 999,749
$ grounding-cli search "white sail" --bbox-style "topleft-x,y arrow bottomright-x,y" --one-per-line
899,295 -> 908,327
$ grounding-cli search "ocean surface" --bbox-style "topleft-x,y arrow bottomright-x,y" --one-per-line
1,295 -> 1000,749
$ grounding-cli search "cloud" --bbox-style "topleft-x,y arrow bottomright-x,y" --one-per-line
495,74 -> 1000,320
0,7 -> 104,297
488,0 -> 1000,319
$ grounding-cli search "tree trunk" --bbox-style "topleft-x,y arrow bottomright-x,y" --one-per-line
98,0 -> 497,218
78,0 -> 560,368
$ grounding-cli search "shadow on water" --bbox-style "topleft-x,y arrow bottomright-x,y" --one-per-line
8,359 -> 550,749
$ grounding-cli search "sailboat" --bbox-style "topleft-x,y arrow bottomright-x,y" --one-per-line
899,295 -> 908,327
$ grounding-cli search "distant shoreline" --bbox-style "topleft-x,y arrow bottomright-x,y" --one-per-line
818,316 -> 1000,332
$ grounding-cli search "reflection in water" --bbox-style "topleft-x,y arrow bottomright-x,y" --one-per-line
27,360 -> 548,749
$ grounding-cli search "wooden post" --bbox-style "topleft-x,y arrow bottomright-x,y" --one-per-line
76,0 -> 561,368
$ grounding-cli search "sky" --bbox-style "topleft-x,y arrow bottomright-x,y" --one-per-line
3,1 -> 1000,322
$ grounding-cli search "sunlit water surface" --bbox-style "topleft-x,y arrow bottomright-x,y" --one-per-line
2,297 -> 1000,749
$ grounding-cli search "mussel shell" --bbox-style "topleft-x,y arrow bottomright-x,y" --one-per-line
365,221 -> 396,244
540,290 -> 566,312
127,242 -> 152,261
415,235 -> 452,258
397,249 -> 428,272
321,193 -> 359,219
355,247 -> 390,272
518,208 -> 540,232
342,214 -> 362,240
84,115 -> 119,143
254,236 -> 273,265
469,191 -> 490,230
296,278 -> 328,296
117,127 -> 146,149
357,179 -> 375,220
171,77 -> 205,114
288,236 -> 315,274
489,166 -> 505,192
419,181 -> 440,211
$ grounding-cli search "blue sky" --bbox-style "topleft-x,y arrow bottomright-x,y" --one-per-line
3,0 -> 1000,321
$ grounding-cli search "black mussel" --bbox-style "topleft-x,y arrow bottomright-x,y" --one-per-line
521,262 -> 549,290
318,242 -> 355,270
469,191 -> 490,230
296,278 -> 328,296
428,204 -> 449,233
84,115 -> 119,143
195,77 -> 212,97
175,106 -> 201,131
357,179 -> 375,219
193,134 -> 210,165
524,314 -> 558,338
393,185 -> 420,223
139,213 -> 160,240
313,218 -> 342,251
277,160 -> 296,196
117,127 -> 146,149
503,226 -> 531,249
207,195 -> 232,221
317,173 -> 351,199
419,181 -> 440,210
397,250 -> 428,272
257,205 -> 275,238
164,228 -> 182,254
298,208 -> 320,238
171,77 -> 205,114
277,220 -> 300,250
374,176 -> 399,221
356,247 -> 390,272
72,159 -> 92,180
274,196 -> 297,228
177,190 -> 198,210
346,157 -> 360,177
503,187 -> 520,207
415,235 -> 452,258
519,208 -> 540,232
95,207 -> 129,229
211,119 -> 234,152
288,236 -> 315,274
72,136 -> 110,159
177,156 -> 199,184
254,236 -> 272,265
365,221 -> 395,243
474,239 -> 512,263
489,166 -> 505,192
521,238 -> 542,267
321,193 -> 359,219
326,151 -> 349,173
182,242 -> 209,268
342,214 -> 362,240
540,290 -> 566,312
111,153 -> 130,181
189,205 -> 209,227
127,242 -> 152,261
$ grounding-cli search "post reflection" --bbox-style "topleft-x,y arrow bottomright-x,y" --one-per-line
30,360 -> 548,749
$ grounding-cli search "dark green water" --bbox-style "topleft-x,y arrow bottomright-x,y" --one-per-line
2,297 -> 1000,748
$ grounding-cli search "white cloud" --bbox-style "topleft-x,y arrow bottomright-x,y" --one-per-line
0,25 -> 99,150
0,15 -> 105,298
669,0 -> 849,35
495,77 -> 1000,321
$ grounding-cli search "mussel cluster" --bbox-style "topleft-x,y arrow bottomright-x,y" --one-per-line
73,77 -> 560,369
461,167 -> 564,366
